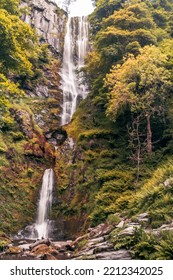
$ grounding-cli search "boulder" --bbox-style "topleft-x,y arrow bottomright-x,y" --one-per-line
88,223 -> 113,238
29,239 -> 51,250
95,250 -> 132,260
136,212 -> 149,223
6,246 -> 22,254
31,244 -> 50,256
116,220 -> 125,228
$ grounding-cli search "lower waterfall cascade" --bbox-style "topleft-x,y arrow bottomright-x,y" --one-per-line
31,169 -> 54,239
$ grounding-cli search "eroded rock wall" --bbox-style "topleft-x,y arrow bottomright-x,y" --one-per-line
21,0 -> 67,54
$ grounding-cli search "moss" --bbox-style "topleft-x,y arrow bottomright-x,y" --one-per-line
0,136 -> 8,153
107,214 -> 121,225
129,158 -> 173,227
10,131 -> 24,141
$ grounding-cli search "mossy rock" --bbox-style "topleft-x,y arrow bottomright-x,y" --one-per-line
0,231 -> 12,249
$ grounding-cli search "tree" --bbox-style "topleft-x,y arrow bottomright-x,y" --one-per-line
86,1 -> 165,102
105,45 -> 172,156
0,74 -> 23,129
0,9 -> 40,76
0,0 -> 19,14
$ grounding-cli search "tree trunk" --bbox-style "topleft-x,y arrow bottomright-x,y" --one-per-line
146,114 -> 152,156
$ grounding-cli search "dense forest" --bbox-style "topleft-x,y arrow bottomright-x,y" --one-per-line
1,0 -> 173,259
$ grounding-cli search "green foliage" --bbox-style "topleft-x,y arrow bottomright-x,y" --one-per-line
0,74 -> 23,129
132,231 -> 158,259
0,0 -> 19,15
86,0 -> 171,96
0,8 -> 39,76
154,231 -> 173,259
78,129 -> 116,141
129,159 -> 173,227
133,230 -> 173,260
105,45 -> 172,121
112,227 -> 144,250
90,167 -> 135,225
107,214 -> 121,225
0,136 -> 7,153
10,131 -> 24,141
105,45 -> 172,159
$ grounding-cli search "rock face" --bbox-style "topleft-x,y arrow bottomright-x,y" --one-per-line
20,0 -> 67,54
19,1 -> 67,139
14,109 -> 34,139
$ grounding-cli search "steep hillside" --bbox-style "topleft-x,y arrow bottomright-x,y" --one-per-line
0,0 -> 66,235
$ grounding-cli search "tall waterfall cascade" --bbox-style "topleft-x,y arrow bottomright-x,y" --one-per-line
31,169 -> 54,239
60,0 -> 94,125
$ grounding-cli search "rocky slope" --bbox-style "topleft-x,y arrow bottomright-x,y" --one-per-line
2,212 -> 173,260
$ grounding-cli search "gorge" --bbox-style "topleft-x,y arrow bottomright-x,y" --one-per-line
29,0 -> 94,239
1,0 -> 173,260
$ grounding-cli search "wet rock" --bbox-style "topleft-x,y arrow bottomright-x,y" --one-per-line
88,237 -> 105,246
71,233 -> 88,248
18,240 -> 27,245
75,249 -> 95,259
45,129 -> 67,145
19,243 -> 32,251
52,241 -> 74,253
153,220 -> 173,235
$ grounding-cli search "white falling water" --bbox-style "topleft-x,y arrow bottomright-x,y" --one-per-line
60,0 -> 94,126
33,169 -> 54,239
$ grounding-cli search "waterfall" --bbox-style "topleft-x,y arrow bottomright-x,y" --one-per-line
60,14 -> 90,126
32,169 -> 54,239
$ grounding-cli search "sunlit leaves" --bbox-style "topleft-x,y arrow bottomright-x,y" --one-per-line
0,9 -> 39,76
0,0 -> 19,15
105,46 -> 172,120
0,74 -> 24,128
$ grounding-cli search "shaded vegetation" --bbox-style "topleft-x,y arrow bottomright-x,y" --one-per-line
56,0 -> 173,246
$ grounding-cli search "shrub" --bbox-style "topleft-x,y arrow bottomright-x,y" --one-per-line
154,231 -> 173,260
